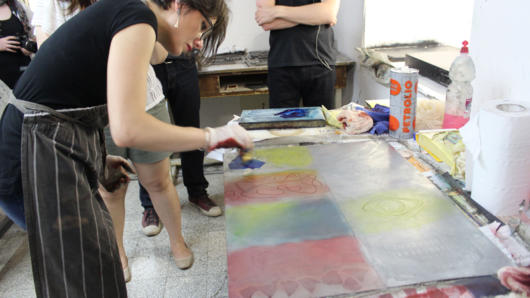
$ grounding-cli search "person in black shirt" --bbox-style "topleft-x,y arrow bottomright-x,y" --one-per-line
144,53 -> 223,222
0,0 -> 253,296
255,0 -> 340,109
138,53 -> 224,238
0,0 -> 35,89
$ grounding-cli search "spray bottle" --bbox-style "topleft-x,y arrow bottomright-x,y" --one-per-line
442,41 -> 476,129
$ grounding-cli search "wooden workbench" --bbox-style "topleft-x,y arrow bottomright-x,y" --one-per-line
197,54 -> 355,108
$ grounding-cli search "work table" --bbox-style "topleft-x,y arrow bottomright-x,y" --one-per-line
217,127 -> 528,297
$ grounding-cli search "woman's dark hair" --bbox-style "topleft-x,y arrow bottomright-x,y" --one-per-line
151,0 -> 229,63
58,0 -> 97,15
5,0 -> 33,38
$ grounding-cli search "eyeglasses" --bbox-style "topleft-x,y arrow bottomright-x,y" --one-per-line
198,9 -> 213,39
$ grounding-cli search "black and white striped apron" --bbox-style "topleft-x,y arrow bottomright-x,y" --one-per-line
1,93 -> 127,298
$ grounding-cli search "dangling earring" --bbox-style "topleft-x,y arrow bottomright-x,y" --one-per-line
174,15 -> 180,28
174,8 -> 180,28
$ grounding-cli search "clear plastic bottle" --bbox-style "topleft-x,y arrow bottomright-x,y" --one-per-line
442,40 -> 476,129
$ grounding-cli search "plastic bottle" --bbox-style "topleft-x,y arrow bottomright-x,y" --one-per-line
442,41 -> 476,129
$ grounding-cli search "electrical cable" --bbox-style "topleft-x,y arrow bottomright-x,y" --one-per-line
313,0 -> 332,71
315,24 -> 332,71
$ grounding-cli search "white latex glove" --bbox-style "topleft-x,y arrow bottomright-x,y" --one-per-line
204,123 -> 253,151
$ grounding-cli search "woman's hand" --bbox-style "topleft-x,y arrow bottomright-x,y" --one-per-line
255,6 -> 278,25
0,36 -> 21,53
256,0 -> 274,8
204,123 -> 254,151
100,155 -> 136,192
21,48 -> 32,56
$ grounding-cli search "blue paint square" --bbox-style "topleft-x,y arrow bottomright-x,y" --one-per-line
226,197 -> 353,251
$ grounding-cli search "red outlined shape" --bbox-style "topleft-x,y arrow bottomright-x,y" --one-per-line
224,170 -> 330,206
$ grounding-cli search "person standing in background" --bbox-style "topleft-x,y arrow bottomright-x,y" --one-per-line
149,53 -> 223,219
31,0 -> 90,46
0,0 -> 35,89
255,0 -> 340,109
139,8 -> 229,232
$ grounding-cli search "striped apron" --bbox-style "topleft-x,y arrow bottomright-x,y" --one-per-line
0,89 -> 127,298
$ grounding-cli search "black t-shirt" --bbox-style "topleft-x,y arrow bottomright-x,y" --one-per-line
0,13 -> 31,89
13,0 -> 157,109
268,0 -> 337,68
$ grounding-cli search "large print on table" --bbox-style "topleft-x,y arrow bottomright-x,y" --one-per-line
227,236 -> 383,297
223,141 -> 512,297
224,169 -> 329,206
225,198 -> 352,251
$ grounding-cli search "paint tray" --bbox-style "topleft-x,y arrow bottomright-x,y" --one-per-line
239,107 -> 326,130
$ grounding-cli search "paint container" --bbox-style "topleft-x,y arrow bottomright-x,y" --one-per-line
389,67 -> 419,139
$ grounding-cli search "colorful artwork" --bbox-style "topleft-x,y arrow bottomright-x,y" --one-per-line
225,198 -> 352,251
239,107 -> 326,130
340,189 -> 453,234
224,170 -> 329,206
253,146 -> 313,168
376,276 -> 509,297
223,141 -> 513,296
274,108 -> 308,118
228,155 -> 265,170
240,107 -> 324,123
227,236 -> 383,298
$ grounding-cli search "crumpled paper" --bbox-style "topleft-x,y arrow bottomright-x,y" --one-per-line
336,110 -> 373,135
356,104 -> 389,135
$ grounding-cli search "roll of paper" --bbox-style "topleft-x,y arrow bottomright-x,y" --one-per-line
462,99 -> 530,217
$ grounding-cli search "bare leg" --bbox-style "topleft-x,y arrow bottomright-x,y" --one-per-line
134,158 -> 192,261
99,183 -> 130,272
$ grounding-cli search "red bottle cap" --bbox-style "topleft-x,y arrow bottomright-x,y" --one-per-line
461,40 -> 469,53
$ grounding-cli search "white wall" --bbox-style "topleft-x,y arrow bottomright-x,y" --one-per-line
334,1 -> 364,56
334,0 -> 365,103
470,0 -> 530,115
218,0 -> 269,52
364,0 -> 473,48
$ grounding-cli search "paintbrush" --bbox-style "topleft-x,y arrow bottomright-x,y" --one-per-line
240,149 -> 253,164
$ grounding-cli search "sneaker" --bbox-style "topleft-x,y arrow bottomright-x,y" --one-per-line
141,208 -> 163,236
189,193 -> 222,217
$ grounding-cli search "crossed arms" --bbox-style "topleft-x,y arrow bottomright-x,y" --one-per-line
255,0 -> 340,31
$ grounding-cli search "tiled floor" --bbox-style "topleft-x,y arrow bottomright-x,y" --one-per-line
0,167 -> 230,298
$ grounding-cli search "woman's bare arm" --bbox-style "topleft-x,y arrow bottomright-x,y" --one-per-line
255,0 -> 340,26
107,23 -> 208,153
